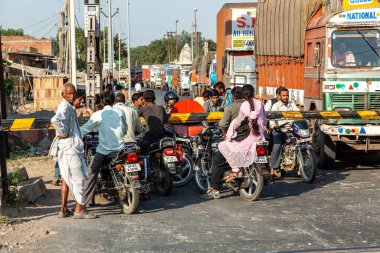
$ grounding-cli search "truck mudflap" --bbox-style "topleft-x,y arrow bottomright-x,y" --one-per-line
321,124 -> 380,137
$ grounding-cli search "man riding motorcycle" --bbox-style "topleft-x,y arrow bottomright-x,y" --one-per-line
265,87 -> 299,177
164,91 -> 179,114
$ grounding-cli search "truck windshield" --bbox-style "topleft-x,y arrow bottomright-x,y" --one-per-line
233,55 -> 255,72
332,29 -> 380,68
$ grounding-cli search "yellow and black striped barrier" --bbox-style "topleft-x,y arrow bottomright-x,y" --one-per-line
1,110 -> 380,132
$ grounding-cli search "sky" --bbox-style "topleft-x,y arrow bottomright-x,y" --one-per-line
0,0 -> 252,47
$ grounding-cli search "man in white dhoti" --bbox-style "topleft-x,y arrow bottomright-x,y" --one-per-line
51,83 -> 96,219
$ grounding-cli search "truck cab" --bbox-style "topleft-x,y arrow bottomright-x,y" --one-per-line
224,50 -> 256,87
308,8 -> 380,167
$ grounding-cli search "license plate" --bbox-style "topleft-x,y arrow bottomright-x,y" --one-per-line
256,156 -> 268,164
164,156 -> 178,163
296,137 -> 312,144
125,163 -> 141,172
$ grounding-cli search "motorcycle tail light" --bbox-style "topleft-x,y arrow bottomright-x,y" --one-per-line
125,153 -> 138,163
132,176 -> 140,181
174,144 -> 184,162
163,148 -> 174,156
115,164 -> 122,170
256,146 -> 266,156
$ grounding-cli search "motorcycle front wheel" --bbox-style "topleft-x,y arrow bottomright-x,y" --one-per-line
194,158 -> 209,193
239,165 -> 264,202
173,154 -> 193,187
299,150 -> 317,183
119,177 -> 139,214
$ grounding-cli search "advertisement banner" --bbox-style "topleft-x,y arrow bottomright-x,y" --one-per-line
231,8 -> 256,50
343,0 -> 380,10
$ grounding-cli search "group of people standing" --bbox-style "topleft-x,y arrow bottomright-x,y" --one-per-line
51,82 -> 167,219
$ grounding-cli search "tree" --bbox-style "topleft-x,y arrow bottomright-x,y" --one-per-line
0,27 -> 24,36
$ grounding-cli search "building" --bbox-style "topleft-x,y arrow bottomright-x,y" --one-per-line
1,36 -> 53,56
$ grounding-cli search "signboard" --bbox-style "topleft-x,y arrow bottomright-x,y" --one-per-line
343,0 -> 380,10
231,8 -> 256,50
331,8 -> 380,22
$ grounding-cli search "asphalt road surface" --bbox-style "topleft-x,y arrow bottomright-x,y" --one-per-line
26,90 -> 380,252
25,152 -> 380,253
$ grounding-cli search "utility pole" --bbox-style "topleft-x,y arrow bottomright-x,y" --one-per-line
0,33 -> 9,200
69,0 -> 77,88
58,11 -> 65,74
118,34 -> 121,83
191,24 -> 194,62
166,31 -> 175,63
175,20 -> 178,62
84,0 -> 101,109
194,8 -> 198,60
107,0 -> 113,82
127,0 -> 132,101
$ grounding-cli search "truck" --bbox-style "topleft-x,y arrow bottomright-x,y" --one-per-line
142,65 -> 150,88
217,3 -> 257,88
255,0 -> 380,169
180,67 -> 191,96
149,64 -> 164,89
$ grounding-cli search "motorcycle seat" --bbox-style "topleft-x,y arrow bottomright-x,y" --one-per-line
147,141 -> 161,153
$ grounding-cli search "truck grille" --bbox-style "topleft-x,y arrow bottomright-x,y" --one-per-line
332,94 -> 365,110
369,94 -> 380,110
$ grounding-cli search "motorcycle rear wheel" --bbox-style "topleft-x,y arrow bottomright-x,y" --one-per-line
299,150 -> 317,183
154,167 -> 173,196
173,154 -> 193,187
119,177 -> 139,214
239,165 -> 264,202
194,158 -> 209,193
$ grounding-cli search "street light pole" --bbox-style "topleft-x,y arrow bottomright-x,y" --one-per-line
127,0 -> 132,101
108,0 -> 113,83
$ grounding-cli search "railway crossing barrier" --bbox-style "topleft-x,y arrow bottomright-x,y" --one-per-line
1,110 -> 380,131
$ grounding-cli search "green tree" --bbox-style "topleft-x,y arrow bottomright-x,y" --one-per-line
0,27 -> 24,36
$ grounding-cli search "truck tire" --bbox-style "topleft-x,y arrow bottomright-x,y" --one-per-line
313,123 -> 336,170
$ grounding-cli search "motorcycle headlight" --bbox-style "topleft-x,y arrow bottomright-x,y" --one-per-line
298,129 -> 310,138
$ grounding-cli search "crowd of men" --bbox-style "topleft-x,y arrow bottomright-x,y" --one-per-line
51,81 -> 299,216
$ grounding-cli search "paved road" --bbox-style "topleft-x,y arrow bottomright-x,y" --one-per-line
25,152 -> 380,253
24,90 -> 380,252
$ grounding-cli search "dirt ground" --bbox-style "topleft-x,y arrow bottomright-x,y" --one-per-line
1,156 -> 74,251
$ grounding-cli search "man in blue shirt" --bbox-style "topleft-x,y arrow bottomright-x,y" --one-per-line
80,92 -> 127,206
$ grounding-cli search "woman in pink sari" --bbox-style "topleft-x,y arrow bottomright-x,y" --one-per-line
203,85 -> 267,199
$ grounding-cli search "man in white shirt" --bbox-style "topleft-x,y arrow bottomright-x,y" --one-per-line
266,87 -> 299,176
113,93 -> 143,143
51,83 -> 95,219
80,92 -> 127,206
135,82 -> 142,92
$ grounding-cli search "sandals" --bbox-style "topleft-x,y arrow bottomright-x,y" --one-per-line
73,210 -> 97,219
58,210 -> 74,218
223,172 -> 243,183
201,189 -> 221,200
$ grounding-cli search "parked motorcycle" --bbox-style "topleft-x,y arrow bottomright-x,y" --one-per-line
138,136 -> 184,196
83,133 -> 141,214
164,125 -> 194,187
193,123 -> 270,201
276,120 -> 317,183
